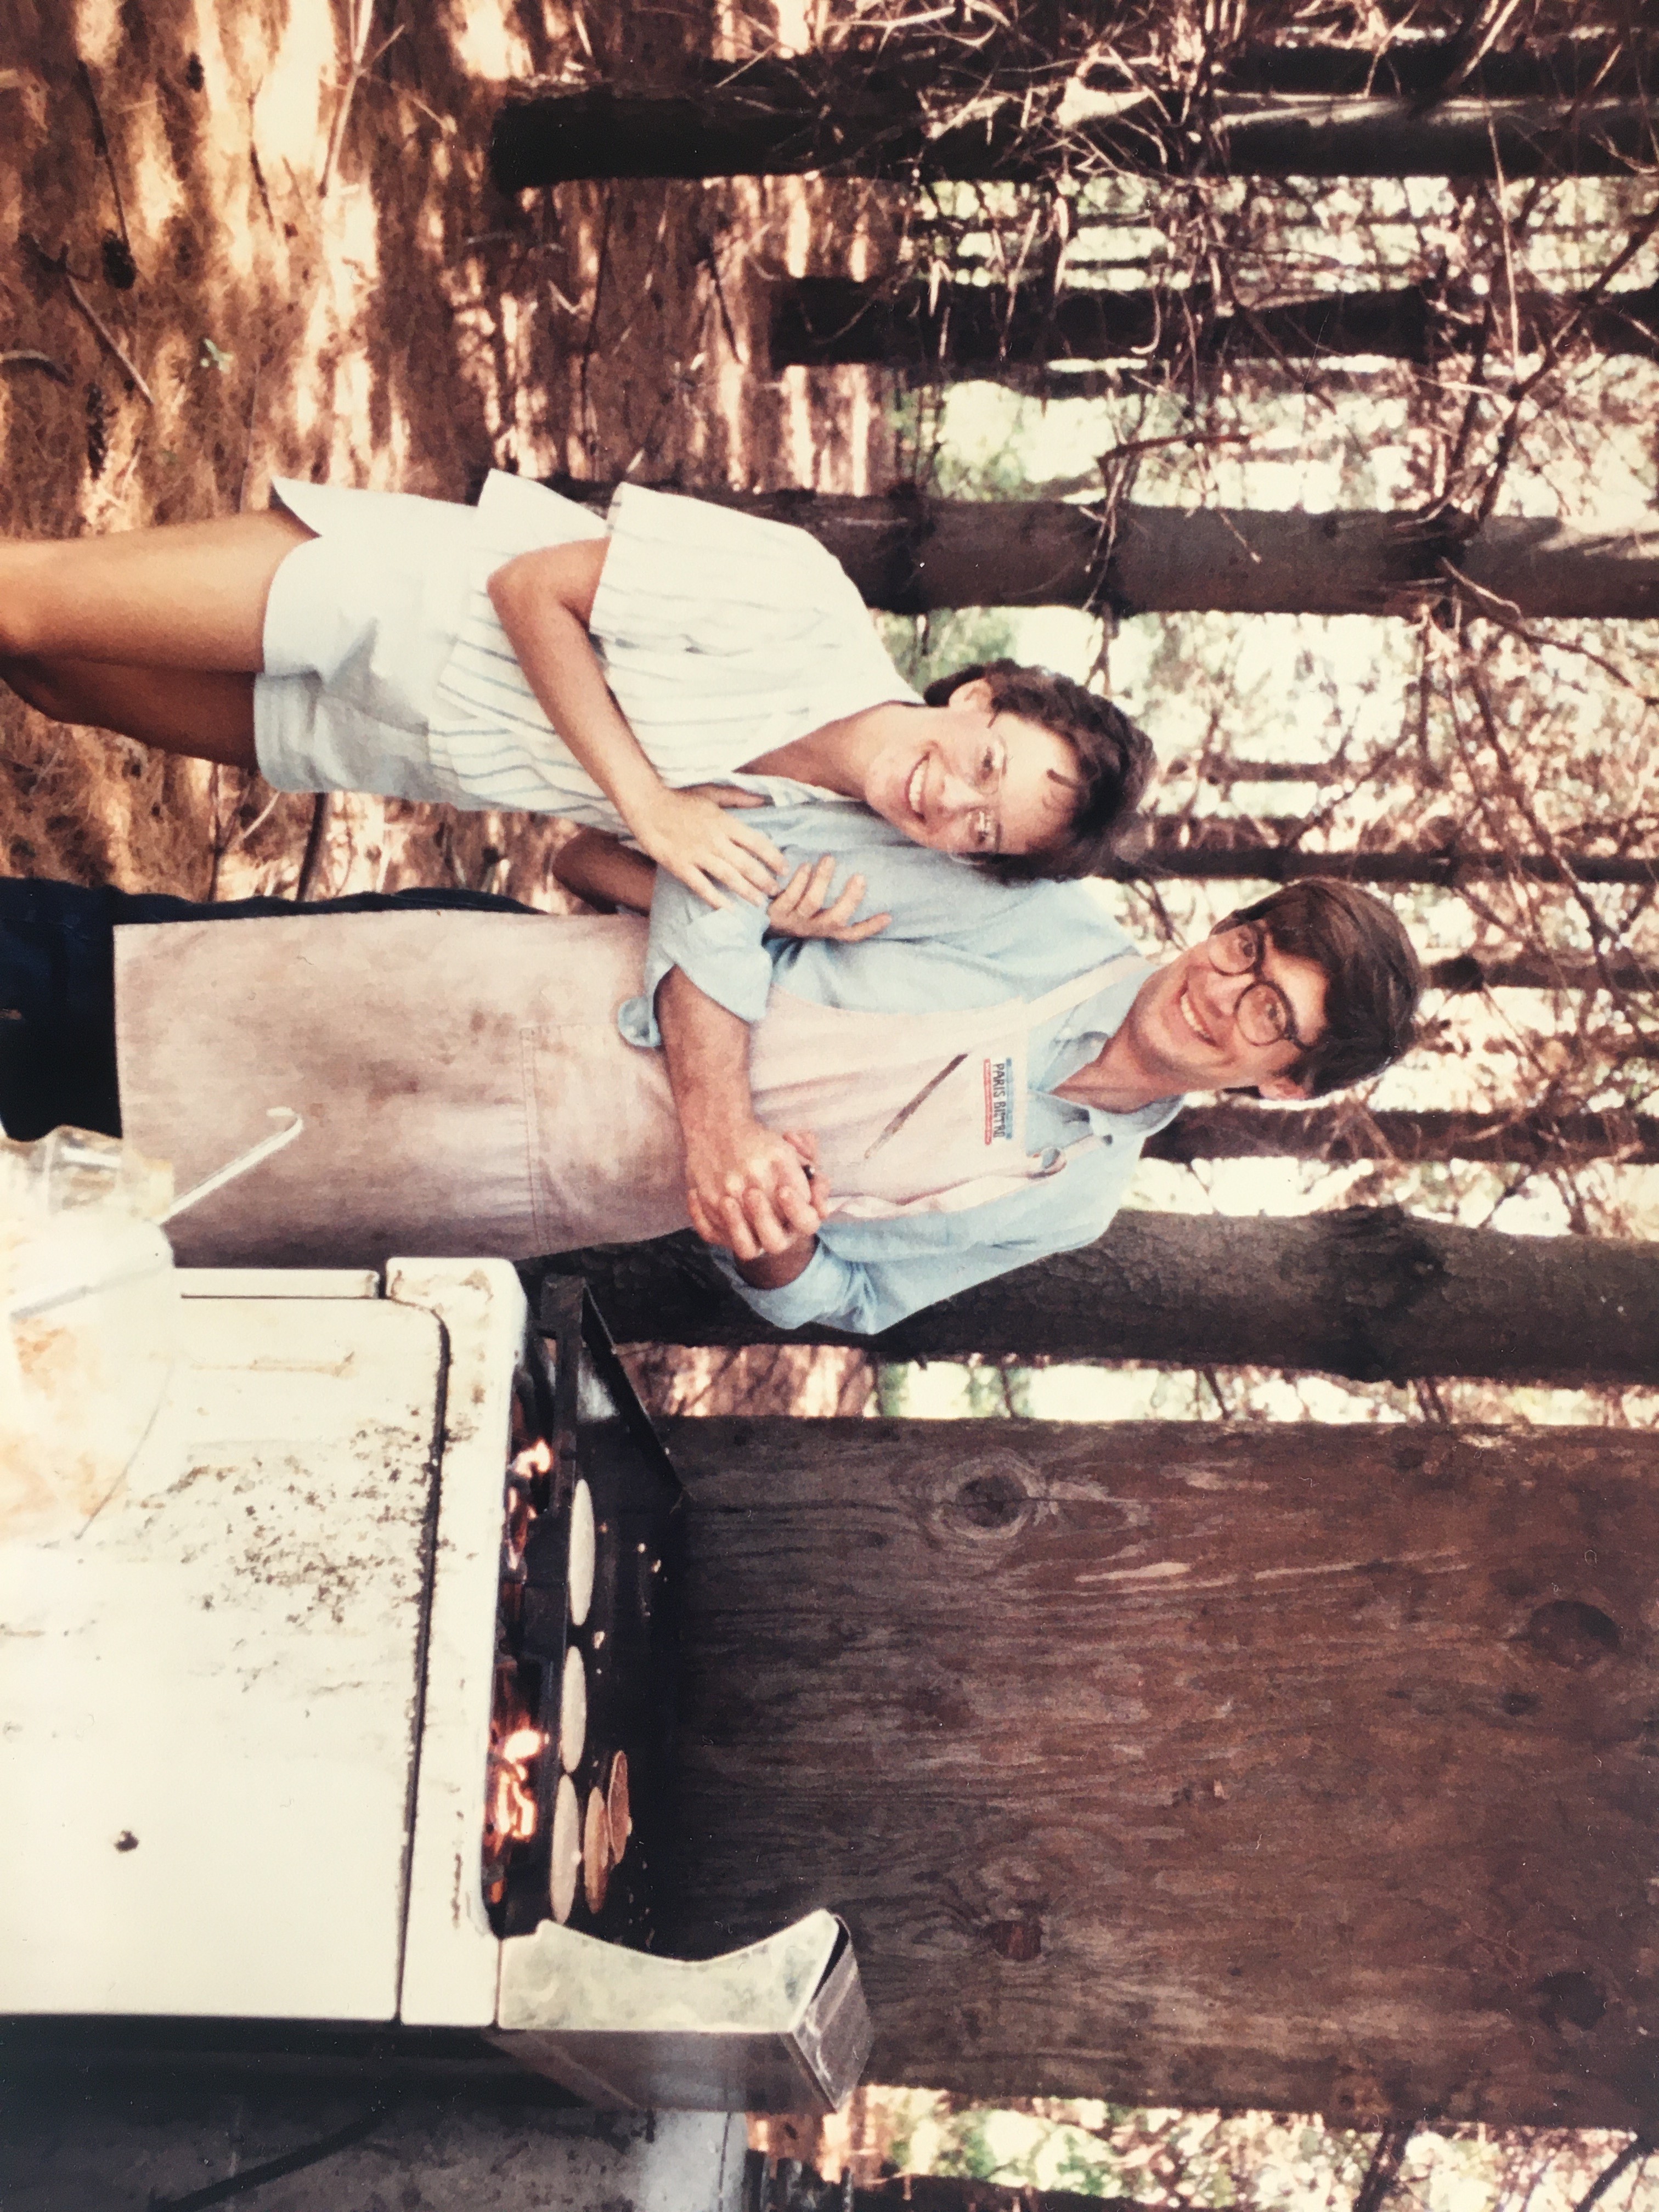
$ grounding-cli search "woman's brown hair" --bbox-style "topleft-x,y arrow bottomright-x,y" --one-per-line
922,661 -> 1155,881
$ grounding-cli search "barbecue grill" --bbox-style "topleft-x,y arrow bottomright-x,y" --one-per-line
0,1259 -> 868,2111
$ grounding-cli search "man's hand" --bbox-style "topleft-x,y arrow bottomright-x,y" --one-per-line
732,1224 -> 822,1292
682,1119 -> 825,1261
767,854 -> 893,944
656,966 -> 826,1274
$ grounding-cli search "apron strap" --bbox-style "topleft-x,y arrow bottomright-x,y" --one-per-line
1011,950 -> 1146,1192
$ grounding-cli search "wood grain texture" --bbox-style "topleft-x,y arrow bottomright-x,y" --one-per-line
658,1418 -> 1659,2125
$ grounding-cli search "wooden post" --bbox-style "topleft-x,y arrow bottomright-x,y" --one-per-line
660,1417 -> 1659,2126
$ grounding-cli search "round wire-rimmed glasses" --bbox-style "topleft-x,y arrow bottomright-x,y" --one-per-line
1207,922 -> 1310,1052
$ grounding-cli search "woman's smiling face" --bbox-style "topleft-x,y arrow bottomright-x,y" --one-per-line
860,679 -> 1081,858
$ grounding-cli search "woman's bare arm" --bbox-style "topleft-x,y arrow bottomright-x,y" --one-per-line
765,854 -> 892,942
487,541 -> 787,910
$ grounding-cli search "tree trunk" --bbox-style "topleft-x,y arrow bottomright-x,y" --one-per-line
535,479 -> 1659,619
1132,817 -> 1659,887
1179,758 -> 1347,785
1428,951 -> 1659,994
545,1206 -> 1659,1381
770,275 -> 1659,373
765,2168 -> 1146,2212
1037,360 -> 1406,401
1222,40 -> 1651,102
1147,1102 -> 1659,1169
771,278 -> 1439,371
1132,819 -> 1659,887
662,1415 -> 1659,2122
491,77 -> 1654,186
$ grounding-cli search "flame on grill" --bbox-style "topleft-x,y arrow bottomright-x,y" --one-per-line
488,1404 -> 558,1910
490,1369 -> 614,1928
503,1485 -> 534,1573
490,1725 -> 546,1839
512,1437 -> 553,1480
484,1665 -> 548,1905
491,1759 -> 539,1843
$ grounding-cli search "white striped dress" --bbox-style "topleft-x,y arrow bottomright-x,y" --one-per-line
254,473 -> 919,821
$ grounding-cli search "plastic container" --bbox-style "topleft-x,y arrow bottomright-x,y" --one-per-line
2,1127 -> 180,1542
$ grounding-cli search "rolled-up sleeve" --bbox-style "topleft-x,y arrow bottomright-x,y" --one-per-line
618,869 -> 776,1048
711,1241 -> 871,1333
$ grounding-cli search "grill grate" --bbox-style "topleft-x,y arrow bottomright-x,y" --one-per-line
483,1285 -> 685,1947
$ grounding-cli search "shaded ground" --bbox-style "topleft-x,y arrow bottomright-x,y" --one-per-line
3,0 -> 891,1411
1,0 -> 897,906
620,1338 -> 873,1416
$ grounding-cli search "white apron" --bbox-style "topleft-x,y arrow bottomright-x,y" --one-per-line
113,911 -> 1137,1269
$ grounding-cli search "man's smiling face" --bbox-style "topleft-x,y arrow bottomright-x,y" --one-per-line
1126,927 -> 1330,1098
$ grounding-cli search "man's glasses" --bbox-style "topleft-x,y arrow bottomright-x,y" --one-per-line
1207,922 -> 1309,1052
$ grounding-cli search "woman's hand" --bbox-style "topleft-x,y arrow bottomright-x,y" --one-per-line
632,786 -> 787,911
766,854 -> 893,943
487,552 -> 784,911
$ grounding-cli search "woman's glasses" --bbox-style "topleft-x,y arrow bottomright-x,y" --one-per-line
1207,922 -> 1309,1052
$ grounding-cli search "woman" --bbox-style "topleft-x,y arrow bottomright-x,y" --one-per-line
0,474 -> 1153,907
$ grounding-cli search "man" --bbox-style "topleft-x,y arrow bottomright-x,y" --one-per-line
1,813 -> 1418,1332
627,810 -> 1421,1335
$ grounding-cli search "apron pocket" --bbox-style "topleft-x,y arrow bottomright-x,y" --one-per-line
521,1023 -> 691,1253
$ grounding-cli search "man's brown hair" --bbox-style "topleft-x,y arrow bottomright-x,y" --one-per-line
1220,878 -> 1422,1096
922,661 -> 1154,881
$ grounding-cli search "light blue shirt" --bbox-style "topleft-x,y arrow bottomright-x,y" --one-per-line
619,803 -> 1182,1336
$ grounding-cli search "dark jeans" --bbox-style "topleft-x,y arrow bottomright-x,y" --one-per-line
0,879 -> 535,1142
